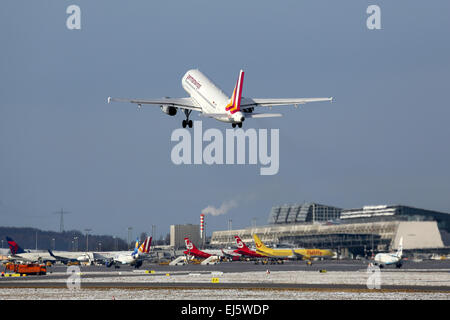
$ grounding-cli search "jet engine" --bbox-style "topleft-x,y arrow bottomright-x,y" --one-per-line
160,105 -> 177,116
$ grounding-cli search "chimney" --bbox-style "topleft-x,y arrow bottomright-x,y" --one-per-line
200,214 -> 205,248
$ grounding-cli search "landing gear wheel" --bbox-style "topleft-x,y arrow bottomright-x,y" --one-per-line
238,123 -> 242,128
182,109 -> 192,128
232,123 -> 236,128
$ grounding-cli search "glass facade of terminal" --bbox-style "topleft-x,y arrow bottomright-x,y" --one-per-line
341,205 -> 450,232
268,203 -> 342,224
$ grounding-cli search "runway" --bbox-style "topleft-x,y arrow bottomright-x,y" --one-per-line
1,280 -> 449,293
1,260 -> 449,299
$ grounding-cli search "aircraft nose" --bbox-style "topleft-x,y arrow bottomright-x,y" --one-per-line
241,117 -> 245,122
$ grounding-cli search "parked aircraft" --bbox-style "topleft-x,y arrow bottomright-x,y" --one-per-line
233,235 -> 266,258
183,238 -> 240,261
5,237 -> 55,263
374,237 -> 403,268
106,236 -> 152,268
252,234 -> 334,260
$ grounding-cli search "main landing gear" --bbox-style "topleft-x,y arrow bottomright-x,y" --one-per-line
232,123 -> 243,128
182,119 -> 193,128
182,109 -> 193,128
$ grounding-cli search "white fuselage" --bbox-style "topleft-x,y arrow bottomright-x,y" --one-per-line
9,252 -> 55,263
181,69 -> 244,123
374,253 -> 401,265
111,250 -> 147,265
114,253 -> 137,264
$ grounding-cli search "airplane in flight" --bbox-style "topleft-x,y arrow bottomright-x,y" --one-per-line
374,237 -> 403,268
253,234 -> 334,260
107,69 -> 333,128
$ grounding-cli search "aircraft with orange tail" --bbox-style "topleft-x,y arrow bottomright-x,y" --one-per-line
108,69 -> 332,128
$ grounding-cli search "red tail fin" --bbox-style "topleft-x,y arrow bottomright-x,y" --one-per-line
184,237 -> 198,251
225,70 -> 244,114
235,236 -> 248,249
139,236 -> 152,254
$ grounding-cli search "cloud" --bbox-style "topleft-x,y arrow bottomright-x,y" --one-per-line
202,200 -> 239,216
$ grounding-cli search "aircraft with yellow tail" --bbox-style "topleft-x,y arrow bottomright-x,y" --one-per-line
252,234 -> 334,260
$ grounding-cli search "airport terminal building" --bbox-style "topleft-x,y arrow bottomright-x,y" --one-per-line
210,203 -> 450,256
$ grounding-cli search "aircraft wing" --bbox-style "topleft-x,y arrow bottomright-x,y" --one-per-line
240,97 -> 333,108
48,250 -> 78,263
92,252 -> 109,261
255,249 -> 277,258
291,250 -> 305,260
107,97 -> 201,112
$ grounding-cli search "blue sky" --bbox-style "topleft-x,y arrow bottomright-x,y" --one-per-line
1,1 -> 449,241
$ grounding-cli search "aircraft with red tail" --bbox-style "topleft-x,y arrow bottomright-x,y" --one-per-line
183,237 -> 240,261
233,235 -> 267,258
108,69 -> 332,128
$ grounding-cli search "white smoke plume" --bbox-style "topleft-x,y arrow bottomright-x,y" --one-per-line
202,200 -> 238,216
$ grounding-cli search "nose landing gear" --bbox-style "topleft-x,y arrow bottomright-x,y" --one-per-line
231,123 -> 243,128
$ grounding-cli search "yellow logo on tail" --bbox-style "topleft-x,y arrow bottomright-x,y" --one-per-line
253,234 -> 267,250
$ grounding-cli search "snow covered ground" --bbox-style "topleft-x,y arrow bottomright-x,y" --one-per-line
1,269 -> 449,300
0,288 -> 449,300
6,269 -> 450,287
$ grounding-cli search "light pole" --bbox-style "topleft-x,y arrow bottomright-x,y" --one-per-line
74,237 -> 78,251
84,229 -> 91,252
228,219 -> 232,246
52,238 -> 55,250
127,227 -> 133,250
113,236 -> 118,251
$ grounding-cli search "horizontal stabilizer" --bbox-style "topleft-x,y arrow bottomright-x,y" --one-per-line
245,113 -> 283,118
199,113 -> 228,118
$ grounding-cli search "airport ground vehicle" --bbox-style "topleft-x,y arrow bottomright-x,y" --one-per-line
5,263 -> 47,275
